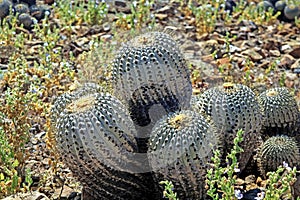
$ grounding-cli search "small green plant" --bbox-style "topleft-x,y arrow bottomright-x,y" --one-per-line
264,162 -> 298,199
54,1 -> 108,27
206,129 -> 244,200
115,0 -> 155,30
236,3 -> 280,25
0,86 -> 34,198
189,0 -> 223,35
160,180 -> 179,200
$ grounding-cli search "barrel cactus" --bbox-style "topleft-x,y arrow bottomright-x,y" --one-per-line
284,4 -> 300,20
258,87 -> 299,139
257,135 -> 300,178
51,83 -> 158,200
111,31 -> 192,151
193,82 -> 263,171
148,110 -> 221,199
0,0 -> 13,19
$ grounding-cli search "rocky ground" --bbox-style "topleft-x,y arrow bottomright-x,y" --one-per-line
1,0 -> 300,199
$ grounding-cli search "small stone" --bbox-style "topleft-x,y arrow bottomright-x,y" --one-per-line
269,49 -> 281,57
156,5 -> 171,13
291,59 -> 300,69
236,178 -> 245,185
241,49 -> 263,62
100,34 -> 112,41
286,71 -> 297,81
245,175 -> 256,184
102,22 -> 111,32
154,13 -> 168,20
52,185 -> 77,199
290,47 -> 300,58
281,44 -> 292,53
2,191 -> 49,200
278,54 -> 296,68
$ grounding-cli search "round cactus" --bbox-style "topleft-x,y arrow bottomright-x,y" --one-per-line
258,87 -> 299,138
284,4 -> 300,20
275,0 -> 286,11
18,13 -> 33,30
0,0 -> 13,19
111,31 -> 192,150
257,135 -> 300,178
148,110 -> 220,199
14,3 -> 29,15
193,82 -> 263,171
51,83 -> 158,200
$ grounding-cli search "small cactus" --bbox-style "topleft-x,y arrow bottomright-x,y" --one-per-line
18,13 -> 33,30
193,82 -> 263,171
257,135 -> 300,178
0,0 -> 13,19
275,0 -> 286,11
258,87 -> 299,139
284,4 -> 300,20
51,83 -> 158,200
111,31 -> 192,151
148,110 -> 220,199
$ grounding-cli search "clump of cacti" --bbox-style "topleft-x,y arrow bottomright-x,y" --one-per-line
50,28 -> 300,199
0,0 -> 50,30
257,135 -> 300,178
192,82 -> 263,171
148,110 -> 220,200
51,82 -> 158,200
111,30 -> 192,151
258,87 -> 300,139
259,0 -> 300,21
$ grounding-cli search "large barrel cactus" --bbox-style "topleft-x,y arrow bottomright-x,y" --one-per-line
257,135 -> 300,178
257,87 -> 300,139
111,31 -> 192,151
51,83 -> 158,200
148,110 -> 221,200
192,82 -> 263,171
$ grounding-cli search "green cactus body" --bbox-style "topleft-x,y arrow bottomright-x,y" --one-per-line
148,110 -> 220,200
258,87 -> 299,139
257,135 -> 300,178
193,83 -> 263,171
111,31 -> 192,151
51,83 -> 157,200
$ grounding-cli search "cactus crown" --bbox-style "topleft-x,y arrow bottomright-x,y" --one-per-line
65,94 -> 96,113
222,82 -> 235,90
168,113 -> 190,130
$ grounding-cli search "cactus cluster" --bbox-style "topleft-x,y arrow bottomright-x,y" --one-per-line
255,87 -> 300,181
0,0 -> 50,30
259,0 -> 300,21
51,30 -> 300,199
191,82 -> 263,171
148,110 -> 220,199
